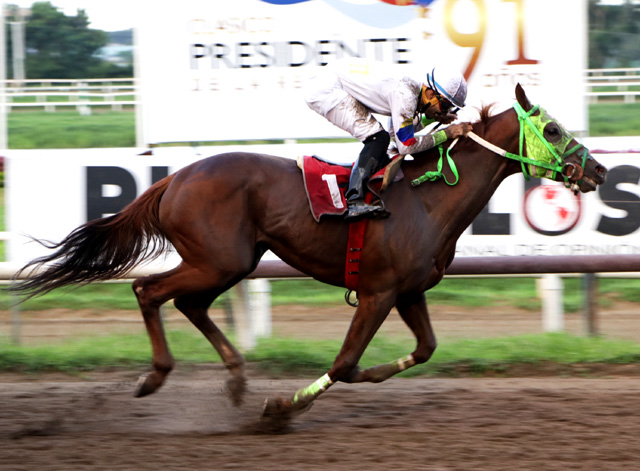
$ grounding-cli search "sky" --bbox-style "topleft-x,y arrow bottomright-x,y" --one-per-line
7,0 -> 136,31
0,0 -> 640,31
5,0 -> 635,32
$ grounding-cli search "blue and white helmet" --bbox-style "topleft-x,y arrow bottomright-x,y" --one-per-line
425,68 -> 467,109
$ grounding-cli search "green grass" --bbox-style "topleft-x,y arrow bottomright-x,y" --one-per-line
592,86 -> 640,93
3,279 -> 346,311
3,102 -> 639,152
8,110 -> 135,149
4,277 -> 638,313
3,283 -> 142,311
2,330 -> 639,376
588,102 -> 640,136
0,190 -> 4,260
269,279 -> 347,306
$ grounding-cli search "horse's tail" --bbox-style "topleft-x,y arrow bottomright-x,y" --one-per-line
12,174 -> 177,299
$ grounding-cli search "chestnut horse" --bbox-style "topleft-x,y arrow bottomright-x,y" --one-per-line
13,85 -> 607,422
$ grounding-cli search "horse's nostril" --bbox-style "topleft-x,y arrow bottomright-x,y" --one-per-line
596,165 -> 607,176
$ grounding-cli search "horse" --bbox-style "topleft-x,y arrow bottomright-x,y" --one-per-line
13,84 -> 607,423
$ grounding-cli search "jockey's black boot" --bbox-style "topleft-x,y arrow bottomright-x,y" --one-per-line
345,130 -> 391,221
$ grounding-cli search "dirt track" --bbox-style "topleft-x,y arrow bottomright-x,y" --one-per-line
2,368 -> 640,470
2,303 -> 640,470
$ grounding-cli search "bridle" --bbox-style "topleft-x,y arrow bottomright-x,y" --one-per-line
411,102 -> 592,193
468,103 -> 591,192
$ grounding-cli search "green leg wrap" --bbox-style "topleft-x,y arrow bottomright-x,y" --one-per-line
292,373 -> 334,405
396,354 -> 416,372
356,354 -> 416,383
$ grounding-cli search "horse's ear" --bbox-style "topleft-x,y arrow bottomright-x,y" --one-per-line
515,83 -> 533,112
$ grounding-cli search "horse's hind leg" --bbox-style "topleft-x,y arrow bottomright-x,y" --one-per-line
133,271 -> 177,398
341,292 -> 437,383
173,290 -> 247,405
132,263 -> 244,397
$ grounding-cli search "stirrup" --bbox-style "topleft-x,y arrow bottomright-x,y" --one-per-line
344,201 -> 390,221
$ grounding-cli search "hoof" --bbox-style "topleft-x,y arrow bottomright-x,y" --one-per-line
262,396 -> 290,419
262,396 -> 314,419
260,397 -> 294,433
225,374 -> 247,407
133,372 -> 164,398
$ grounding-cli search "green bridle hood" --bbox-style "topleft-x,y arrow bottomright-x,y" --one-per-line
513,102 -> 586,183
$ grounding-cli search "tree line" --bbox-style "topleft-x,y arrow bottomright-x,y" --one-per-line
4,1 -> 132,80
589,0 -> 640,69
3,0 -> 640,80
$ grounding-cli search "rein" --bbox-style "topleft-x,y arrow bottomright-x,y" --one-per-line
411,103 -> 590,191
410,142 -> 460,187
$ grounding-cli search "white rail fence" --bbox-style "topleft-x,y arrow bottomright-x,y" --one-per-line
585,68 -> 640,104
2,78 -> 138,112
2,69 -> 640,112
3,260 -> 272,351
4,252 -> 640,349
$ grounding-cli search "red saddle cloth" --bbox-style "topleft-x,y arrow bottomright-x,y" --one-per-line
299,154 -> 403,291
300,155 -> 400,222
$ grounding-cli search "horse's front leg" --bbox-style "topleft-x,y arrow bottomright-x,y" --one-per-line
344,292 -> 436,383
263,291 -> 395,420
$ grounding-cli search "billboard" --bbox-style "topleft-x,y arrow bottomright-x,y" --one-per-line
137,0 -> 587,145
6,139 -> 640,266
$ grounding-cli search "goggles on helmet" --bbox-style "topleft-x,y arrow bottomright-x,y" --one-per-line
420,86 -> 456,114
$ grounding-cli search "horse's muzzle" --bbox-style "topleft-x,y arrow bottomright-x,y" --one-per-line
562,162 -> 584,183
564,151 -> 607,194
578,161 -> 607,193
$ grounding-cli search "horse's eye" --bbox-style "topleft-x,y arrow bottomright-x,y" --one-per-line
544,123 -> 561,143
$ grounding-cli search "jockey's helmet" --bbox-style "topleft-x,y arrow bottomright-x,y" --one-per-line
425,68 -> 467,109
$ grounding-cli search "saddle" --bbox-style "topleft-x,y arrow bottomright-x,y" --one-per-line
297,154 -> 405,292
297,154 -> 405,222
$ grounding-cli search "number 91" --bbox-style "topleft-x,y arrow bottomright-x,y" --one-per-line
444,0 -> 538,81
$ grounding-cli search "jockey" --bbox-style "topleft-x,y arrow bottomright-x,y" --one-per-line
304,58 -> 473,221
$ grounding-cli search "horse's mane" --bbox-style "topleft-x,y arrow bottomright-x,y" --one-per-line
447,103 -> 497,152
475,103 -> 497,130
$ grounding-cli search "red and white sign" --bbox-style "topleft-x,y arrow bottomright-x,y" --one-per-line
524,184 -> 582,236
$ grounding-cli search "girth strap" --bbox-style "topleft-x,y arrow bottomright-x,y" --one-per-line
344,194 -> 372,291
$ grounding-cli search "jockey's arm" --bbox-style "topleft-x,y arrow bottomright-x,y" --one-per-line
387,116 -> 472,156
